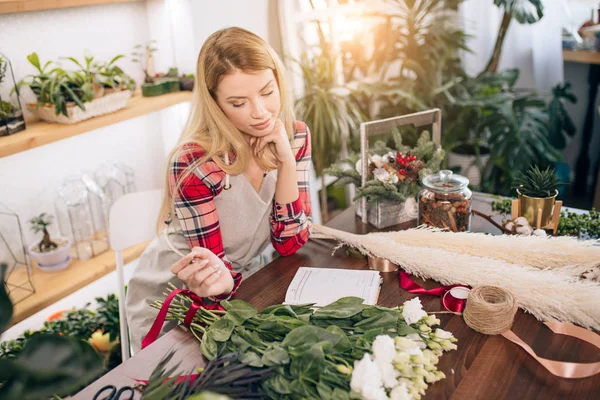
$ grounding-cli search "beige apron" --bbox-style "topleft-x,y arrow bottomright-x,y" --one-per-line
126,170 -> 277,353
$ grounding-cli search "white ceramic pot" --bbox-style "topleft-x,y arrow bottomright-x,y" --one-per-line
447,151 -> 490,187
28,237 -> 72,267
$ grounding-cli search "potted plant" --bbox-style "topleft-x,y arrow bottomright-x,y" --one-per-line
17,52 -> 132,124
132,41 -> 179,97
180,73 -> 194,91
97,54 -> 136,95
28,213 -> 72,272
514,166 -> 561,229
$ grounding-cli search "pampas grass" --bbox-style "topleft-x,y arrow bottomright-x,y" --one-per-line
311,225 -> 600,330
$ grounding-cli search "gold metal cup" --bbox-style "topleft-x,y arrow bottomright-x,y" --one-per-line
517,189 -> 558,229
368,257 -> 399,272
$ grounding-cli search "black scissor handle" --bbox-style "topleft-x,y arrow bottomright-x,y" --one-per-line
93,385 -> 116,400
115,386 -> 135,400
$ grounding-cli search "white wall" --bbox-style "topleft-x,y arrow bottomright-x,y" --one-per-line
0,2 -> 171,262
0,0 -> 282,265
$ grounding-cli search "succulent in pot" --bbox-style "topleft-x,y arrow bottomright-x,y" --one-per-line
28,213 -> 72,272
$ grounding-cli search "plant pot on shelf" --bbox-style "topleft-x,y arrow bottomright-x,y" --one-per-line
516,188 -> 558,229
28,237 -> 72,273
447,145 -> 490,187
162,79 -> 181,93
141,82 -> 165,97
26,89 -> 132,124
180,76 -> 194,91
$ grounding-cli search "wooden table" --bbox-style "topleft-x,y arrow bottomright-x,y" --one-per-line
74,196 -> 600,399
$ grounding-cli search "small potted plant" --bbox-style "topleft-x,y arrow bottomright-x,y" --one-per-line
180,73 -> 194,91
132,42 -> 180,97
28,213 -> 72,272
514,166 -> 561,229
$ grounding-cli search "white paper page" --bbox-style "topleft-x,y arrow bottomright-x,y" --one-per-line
285,267 -> 381,306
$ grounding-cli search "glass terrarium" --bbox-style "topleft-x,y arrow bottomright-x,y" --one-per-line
0,52 -> 26,136
94,161 -> 136,210
0,202 -> 35,304
55,174 -> 110,260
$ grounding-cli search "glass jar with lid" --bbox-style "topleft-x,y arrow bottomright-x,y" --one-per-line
418,170 -> 472,232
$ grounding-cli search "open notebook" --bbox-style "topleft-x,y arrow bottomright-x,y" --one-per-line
285,267 -> 382,306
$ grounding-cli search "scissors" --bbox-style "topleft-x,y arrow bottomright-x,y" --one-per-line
93,384 -> 135,400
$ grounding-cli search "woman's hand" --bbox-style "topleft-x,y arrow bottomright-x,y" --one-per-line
170,247 -> 234,298
250,119 -> 295,165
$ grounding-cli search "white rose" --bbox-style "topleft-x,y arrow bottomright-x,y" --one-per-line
350,354 -> 387,400
374,168 -> 390,183
402,297 -> 428,325
373,335 -> 396,364
371,154 -> 384,168
390,383 -> 411,400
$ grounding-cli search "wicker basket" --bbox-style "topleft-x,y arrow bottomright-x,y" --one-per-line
27,89 -> 132,124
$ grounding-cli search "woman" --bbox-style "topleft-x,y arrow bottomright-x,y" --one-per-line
126,27 -> 312,352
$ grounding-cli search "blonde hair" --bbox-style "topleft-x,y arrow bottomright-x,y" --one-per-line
157,27 -> 295,232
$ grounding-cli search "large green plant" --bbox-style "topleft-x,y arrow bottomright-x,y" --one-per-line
341,0 -> 468,120
0,264 -> 104,399
445,69 -> 575,194
484,0 -> 544,73
294,50 -> 364,220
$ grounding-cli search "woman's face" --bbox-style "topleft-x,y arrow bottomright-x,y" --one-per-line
214,68 -> 281,138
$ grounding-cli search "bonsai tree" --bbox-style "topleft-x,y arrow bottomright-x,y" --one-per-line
131,40 -> 158,84
513,165 -> 560,198
29,212 -> 58,252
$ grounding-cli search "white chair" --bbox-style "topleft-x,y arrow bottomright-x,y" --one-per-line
109,189 -> 162,362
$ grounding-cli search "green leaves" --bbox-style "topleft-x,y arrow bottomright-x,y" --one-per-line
208,318 -> 235,342
0,333 -> 103,400
222,300 -> 258,325
494,0 -> 544,24
200,331 -> 218,361
312,297 -> 366,319
290,343 -> 326,381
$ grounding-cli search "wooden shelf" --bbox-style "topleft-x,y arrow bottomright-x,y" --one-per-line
563,50 -> 600,65
7,241 -> 149,326
0,0 -> 141,14
0,91 -> 192,158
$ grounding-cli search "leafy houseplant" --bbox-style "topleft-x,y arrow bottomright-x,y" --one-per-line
514,166 -> 561,228
27,213 -> 72,271
0,264 -> 104,400
17,52 -> 133,122
132,40 -> 179,97
294,50 -> 364,221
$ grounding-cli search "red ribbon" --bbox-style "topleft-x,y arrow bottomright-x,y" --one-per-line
399,271 -> 470,313
141,288 -> 224,349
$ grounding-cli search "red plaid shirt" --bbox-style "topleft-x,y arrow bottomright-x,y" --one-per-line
169,121 -> 312,298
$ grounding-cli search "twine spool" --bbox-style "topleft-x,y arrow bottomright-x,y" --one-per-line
463,286 -> 518,335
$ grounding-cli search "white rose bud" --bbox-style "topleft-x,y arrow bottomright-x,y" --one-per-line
424,315 -> 440,327
427,341 -> 441,350
419,324 -> 431,333
440,339 -> 458,351
336,365 -> 352,375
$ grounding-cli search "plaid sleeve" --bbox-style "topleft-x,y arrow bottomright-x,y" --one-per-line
170,145 -> 242,299
270,121 -> 313,256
